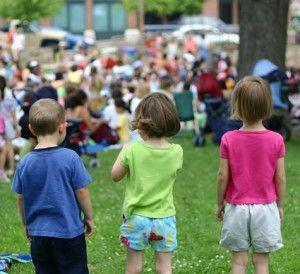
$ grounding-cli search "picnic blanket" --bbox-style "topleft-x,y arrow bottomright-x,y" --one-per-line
0,254 -> 32,273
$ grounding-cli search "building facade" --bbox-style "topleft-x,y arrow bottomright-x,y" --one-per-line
52,0 -> 127,39
202,0 -> 239,24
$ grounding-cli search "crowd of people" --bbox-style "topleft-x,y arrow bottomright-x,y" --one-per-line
0,31 -> 299,180
0,33 -> 243,182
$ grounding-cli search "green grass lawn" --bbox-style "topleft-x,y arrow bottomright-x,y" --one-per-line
1,135 -> 299,273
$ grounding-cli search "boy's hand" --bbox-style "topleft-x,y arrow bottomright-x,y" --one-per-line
216,204 -> 225,221
278,206 -> 284,221
84,218 -> 94,237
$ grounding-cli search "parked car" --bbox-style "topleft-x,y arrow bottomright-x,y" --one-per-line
172,24 -> 239,45
179,15 -> 239,34
0,20 -> 94,49
144,24 -> 178,34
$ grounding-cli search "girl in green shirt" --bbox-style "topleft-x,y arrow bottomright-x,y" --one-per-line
112,93 -> 183,274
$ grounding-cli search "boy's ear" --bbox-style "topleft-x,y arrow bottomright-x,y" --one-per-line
58,122 -> 66,134
28,124 -> 36,136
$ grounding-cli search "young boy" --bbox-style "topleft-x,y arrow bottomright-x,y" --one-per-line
12,99 -> 93,274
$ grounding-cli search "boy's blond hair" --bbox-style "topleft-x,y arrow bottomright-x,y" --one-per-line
231,76 -> 272,123
29,99 -> 65,136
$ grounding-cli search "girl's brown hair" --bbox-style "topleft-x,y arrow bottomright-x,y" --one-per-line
132,93 -> 180,138
231,76 -> 272,123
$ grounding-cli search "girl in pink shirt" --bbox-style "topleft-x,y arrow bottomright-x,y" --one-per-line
216,76 -> 286,274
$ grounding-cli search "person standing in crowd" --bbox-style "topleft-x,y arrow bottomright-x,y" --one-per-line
111,93 -> 182,274
216,77 -> 286,274
12,99 -> 93,274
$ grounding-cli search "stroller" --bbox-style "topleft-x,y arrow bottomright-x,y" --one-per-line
203,94 -> 241,143
195,71 -> 238,144
62,119 -> 107,168
253,59 -> 292,141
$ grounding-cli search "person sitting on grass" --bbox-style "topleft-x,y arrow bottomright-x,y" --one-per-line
111,93 -> 183,274
12,99 -> 93,274
216,76 -> 286,274
114,97 -> 130,144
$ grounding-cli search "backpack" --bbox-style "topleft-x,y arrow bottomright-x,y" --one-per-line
0,115 -> 5,135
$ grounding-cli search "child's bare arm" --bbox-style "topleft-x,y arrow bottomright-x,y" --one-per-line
75,187 -> 94,236
111,153 -> 128,182
216,158 -> 230,221
16,194 -> 31,241
16,194 -> 25,226
275,157 -> 286,219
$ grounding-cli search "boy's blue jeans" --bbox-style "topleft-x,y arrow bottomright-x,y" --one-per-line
30,233 -> 88,274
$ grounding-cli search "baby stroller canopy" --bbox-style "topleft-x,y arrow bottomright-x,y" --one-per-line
252,59 -> 292,141
252,59 -> 278,77
252,59 -> 289,110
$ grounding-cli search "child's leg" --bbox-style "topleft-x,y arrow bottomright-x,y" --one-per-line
31,236 -> 58,274
0,144 -> 9,182
126,248 -> 143,274
53,234 -> 89,274
232,251 -> 248,274
6,141 -> 15,172
253,253 -> 269,274
155,252 -> 172,274
0,143 -> 8,169
250,203 -> 282,274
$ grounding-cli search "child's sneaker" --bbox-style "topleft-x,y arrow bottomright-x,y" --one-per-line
0,170 -> 10,183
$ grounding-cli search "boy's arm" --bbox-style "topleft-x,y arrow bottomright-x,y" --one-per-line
16,194 -> 31,241
111,149 -> 128,182
75,187 -> 94,237
216,158 -> 230,221
275,157 -> 286,220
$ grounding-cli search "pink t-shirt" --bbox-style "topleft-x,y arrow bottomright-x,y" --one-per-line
220,130 -> 285,204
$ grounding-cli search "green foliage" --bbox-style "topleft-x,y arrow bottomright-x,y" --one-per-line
176,0 -> 203,15
0,0 -> 64,21
123,0 -> 203,16
1,135 -> 300,273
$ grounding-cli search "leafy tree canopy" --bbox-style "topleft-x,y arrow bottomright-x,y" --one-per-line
123,0 -> 203,17
0,0 -> 64,21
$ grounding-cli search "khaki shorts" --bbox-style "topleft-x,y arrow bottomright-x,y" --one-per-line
220,202 -> 283,253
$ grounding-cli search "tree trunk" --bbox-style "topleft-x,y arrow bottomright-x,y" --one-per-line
238,0 -> 290,78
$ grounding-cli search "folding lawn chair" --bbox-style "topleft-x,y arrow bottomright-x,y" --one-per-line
174,91 -> 199,134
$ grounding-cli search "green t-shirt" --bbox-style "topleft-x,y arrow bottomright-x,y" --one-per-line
120,141 -> 183,218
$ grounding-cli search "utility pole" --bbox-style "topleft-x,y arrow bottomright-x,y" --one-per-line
85,0 -> 93,30
138,0 -> 144,33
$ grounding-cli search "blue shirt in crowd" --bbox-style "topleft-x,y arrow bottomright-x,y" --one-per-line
12,146 -> 92,239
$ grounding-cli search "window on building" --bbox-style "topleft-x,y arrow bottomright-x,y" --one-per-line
70,3 -> 85,33
53,4 -> 68,30
219,0 -> 232,24
94,3 -> 109,32
111,3 -> 126,32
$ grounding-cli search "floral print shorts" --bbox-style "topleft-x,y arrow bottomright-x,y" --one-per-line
120,215 -> 177,252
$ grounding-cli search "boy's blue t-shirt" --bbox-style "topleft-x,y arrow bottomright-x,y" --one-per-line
12,146 -> 92,239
